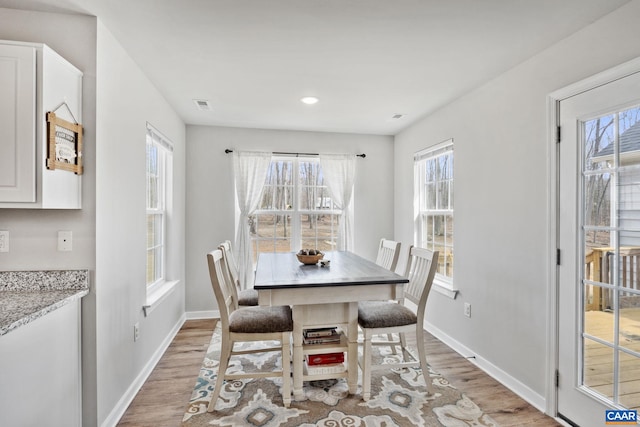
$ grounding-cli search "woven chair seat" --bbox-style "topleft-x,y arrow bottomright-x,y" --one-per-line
229,305 -> 293,333
358,301 -> 417,329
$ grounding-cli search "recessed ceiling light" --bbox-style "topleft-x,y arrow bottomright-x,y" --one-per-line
301,96 -> 319,105
391,113 -> 405,119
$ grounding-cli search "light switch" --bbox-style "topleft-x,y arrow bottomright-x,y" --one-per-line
58,231 -> 72,251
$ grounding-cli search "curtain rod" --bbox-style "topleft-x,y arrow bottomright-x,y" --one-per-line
224,149 -> 365,158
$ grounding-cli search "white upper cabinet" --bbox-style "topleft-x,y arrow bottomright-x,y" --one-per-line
0,41 -> 83,209
0,44 -> 36,203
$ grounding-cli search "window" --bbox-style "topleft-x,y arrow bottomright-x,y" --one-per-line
250,156 -> 341,260
415,140 -> 454,291
146,124 -> 173,292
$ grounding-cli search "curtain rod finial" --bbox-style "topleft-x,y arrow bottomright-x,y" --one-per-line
357,153 -> 366,158
225,149 -> 233,154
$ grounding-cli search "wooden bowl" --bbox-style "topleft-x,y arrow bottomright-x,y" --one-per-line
296,253 -> 324,265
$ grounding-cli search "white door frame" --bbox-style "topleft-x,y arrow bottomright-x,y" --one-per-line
547,56 -> 640,417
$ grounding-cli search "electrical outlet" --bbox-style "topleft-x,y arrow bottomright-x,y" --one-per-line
464,302 -> 471,318
0,230 -> 8,252
134,322 -> 140,341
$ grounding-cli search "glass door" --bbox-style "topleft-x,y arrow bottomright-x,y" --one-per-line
558,71 -> 640,425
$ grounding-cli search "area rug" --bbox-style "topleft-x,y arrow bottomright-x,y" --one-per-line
182,325 -> 499,426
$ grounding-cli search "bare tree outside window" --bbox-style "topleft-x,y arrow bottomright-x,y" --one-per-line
251,157 -> 341,262
145,125 -> 173,292
584,107 -> 640,249
415,141 -> 454,283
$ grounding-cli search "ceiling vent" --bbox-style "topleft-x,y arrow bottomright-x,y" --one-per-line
193,99 -> 212,111
391,113 -> 405,119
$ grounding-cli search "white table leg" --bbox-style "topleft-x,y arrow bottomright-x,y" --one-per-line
347,302 -> 358,394
292,306 -> 305,400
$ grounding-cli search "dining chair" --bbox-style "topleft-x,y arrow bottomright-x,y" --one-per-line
374,238 -> 402,353
358,245 -> 439,401
219,240 -> 259,306
375,238 -> 401,272
206,249 -> 293,411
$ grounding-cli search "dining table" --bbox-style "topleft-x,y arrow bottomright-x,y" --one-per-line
253,250 -> 409,400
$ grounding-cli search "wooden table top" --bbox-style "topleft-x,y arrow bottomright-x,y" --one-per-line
254,251 -> 408,290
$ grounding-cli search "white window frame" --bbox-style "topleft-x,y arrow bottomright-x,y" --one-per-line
414,139 -> 457,298
145,124 -> 178,314
251,155 -> 342,257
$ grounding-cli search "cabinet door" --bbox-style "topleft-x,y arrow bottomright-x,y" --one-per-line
0,44 -> 36,202
0,301 -> 82,426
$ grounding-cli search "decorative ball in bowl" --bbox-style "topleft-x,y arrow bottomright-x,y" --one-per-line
296,249 -> 324,265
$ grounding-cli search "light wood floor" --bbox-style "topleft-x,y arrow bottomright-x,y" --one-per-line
117,318 -> 561,427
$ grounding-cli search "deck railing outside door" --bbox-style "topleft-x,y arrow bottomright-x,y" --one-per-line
585,247 -> 640,311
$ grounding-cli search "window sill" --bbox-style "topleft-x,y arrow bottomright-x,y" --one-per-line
144,280 -> 180,316
432,282 -> 458,299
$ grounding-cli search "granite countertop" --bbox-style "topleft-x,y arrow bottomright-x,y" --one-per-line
0,270 -> 89,336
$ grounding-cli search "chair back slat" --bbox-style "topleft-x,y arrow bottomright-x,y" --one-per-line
402,246 -> 439,309
207,249 -> 236,329
220,240 -> 241,288
219,242 -> 240,309
375,238 -> 401,271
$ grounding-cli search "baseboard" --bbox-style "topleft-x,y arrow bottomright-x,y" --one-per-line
101,312 -> 186,427
423,319 -> 547,413
186,310 -> 219,320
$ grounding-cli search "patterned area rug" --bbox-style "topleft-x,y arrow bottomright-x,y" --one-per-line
182,325 -> 499,426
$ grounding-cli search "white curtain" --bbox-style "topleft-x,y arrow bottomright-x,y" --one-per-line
319,154 -> 356,251
233,151 -> 271,288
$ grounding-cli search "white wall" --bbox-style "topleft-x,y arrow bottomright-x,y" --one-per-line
95,20 -> 186,426
0,8 -> 187,427
394,0 -> 640,409
0,6 -> 100,423
185,125 -> 394,313
0,10 -> 97,270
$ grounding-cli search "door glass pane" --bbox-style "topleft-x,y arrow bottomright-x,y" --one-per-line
618,106 -> 640,141
619,289 -> 640,354
584,244 -> 612,288
584,282 -> 606,312
584,284 -> 613,343
617,243 -> 640,294
580,104 -> 640,408
584,173 -> 611,229
619,351 -> 640,410
583,338 -> 614,400
584,114 -> 615,171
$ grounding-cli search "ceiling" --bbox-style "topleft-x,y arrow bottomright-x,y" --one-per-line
0,0 -> 631,135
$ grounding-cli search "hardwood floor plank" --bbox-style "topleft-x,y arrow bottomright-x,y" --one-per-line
117,318 -> 560,426
116,319 -> 216,427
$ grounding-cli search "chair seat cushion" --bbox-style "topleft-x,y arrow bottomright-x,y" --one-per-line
238,289 -> 259,306
229,305 -> 293,333
358,301 -> 417,329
